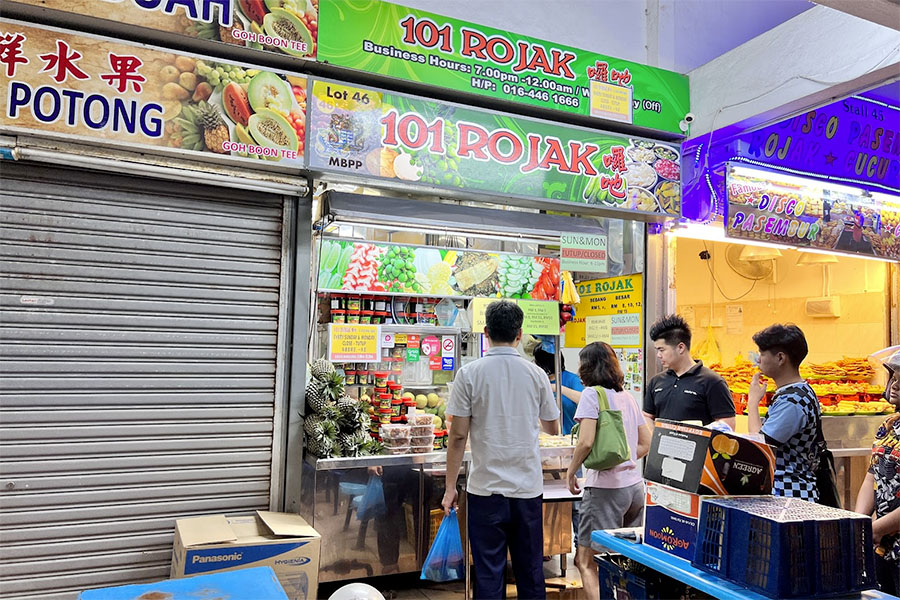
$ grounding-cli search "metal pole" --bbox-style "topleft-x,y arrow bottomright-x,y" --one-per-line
554,335 -> 563,434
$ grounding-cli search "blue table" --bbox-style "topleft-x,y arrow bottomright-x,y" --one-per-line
591,530 -> 899,600
78,566 -> 289,600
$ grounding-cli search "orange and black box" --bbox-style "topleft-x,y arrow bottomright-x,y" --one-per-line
643,420 -> 775,495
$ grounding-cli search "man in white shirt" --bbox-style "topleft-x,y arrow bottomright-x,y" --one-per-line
442,300 -> 560,599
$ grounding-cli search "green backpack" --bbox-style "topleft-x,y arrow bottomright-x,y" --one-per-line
571,386 -> 631,471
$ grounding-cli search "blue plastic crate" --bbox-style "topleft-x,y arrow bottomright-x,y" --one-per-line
594,554 -> 702,599
692,497 -> 875,599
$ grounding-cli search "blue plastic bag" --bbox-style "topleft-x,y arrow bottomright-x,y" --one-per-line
420,509 -> 464,582
356,475 -> 386,521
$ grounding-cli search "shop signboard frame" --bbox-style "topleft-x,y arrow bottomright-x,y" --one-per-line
317,0 -> 689,135
725,164 -> 900,261
0,18 -> 307,169
731,94 -> 899,196
306,78 -> 683,221
7,0 -> 318,62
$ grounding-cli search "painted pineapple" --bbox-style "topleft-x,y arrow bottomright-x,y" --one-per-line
197,101 -> 230,153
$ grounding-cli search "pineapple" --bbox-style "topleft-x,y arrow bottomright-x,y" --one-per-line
355,411 -> 371,432
197,101 -> 229,154
306,435 -> 334,458
310,358 -> 336,379
321,370 -> 345,403
303,413 -> 336,440
336,395 -> 361,428
304,414 -> 338,458
305,377 -> 330,414
337,431 -> 368,458
361,437 -> 384,456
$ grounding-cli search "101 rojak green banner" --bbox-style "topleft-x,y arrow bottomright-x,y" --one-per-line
307,79 -> 682,219
317,0 -> 689,135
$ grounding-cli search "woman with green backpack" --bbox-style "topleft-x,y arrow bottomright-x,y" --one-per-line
566,342 -> 652,600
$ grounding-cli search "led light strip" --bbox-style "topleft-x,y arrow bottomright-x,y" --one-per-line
850,94 -> 900,111
727,156 -> 900,195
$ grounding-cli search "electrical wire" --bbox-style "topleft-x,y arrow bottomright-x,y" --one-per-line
702,241 -> 759,301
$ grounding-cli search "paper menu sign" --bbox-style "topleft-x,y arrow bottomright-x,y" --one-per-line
328,324 -> 380,362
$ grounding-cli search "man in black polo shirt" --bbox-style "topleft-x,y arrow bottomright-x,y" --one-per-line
643,314 -> 736,428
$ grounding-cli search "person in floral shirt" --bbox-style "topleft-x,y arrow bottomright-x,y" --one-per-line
855,350 -> 900,594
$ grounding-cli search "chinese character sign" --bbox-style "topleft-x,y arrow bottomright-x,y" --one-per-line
307,79 -> 681,218
10,0 -> 317,60
0,20 -> 306,166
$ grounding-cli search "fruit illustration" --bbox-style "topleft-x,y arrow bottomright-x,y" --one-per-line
263,9 -> 313,57
498,255 -> 542,298
248,109 -> 300,157
530,258 -> 560,300
218,20 -> 245,46
426,262 -> 454,295
192,82 -> 213,103
248,71 -> 293,114
223,82 -> 252,127
233,124 -> 256,158
238,0 -> 268,24
341,243 -> 385,291
195,60 -> 252,91
408,119 -> 464,187
171,103 -> 204,152
711,435 -> 739,459
378,246 -> 421,292
197,101 -> 230,154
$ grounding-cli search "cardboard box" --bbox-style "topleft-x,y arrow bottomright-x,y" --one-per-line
171,511 -> 320,600
643,481 -> 704,561
643,419 -> 775,495
80,566 -> 288,600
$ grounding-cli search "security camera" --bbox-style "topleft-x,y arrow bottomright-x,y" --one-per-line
679,120 -> 690,133
684,112 -> 695,123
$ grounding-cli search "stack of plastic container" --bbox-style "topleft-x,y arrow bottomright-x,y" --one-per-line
408,413 -> 435,453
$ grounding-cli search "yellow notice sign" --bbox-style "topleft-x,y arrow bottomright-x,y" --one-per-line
590,81 -> 633,124
585,315 -> 612,343
470,297 -> 504,332
565,274 -> 642,348
328,324 -> 381,362
518,300 -> 559,335
471,298 -> 559,335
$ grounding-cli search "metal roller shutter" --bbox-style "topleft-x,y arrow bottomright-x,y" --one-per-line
0,164 -> 289,599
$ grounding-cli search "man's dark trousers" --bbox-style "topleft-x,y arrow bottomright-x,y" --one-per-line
467,492 -> 545,599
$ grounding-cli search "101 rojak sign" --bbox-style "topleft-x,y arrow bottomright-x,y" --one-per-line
317,0 -> 689,134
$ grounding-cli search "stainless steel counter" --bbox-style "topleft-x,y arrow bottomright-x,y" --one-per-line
300,444 -> 577,583
308,445 -> 576,471
821,414 -> 886,448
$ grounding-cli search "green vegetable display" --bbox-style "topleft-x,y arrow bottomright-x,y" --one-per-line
498,255 -> 542,298
378,246 -> 421,292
